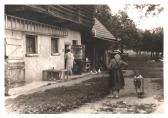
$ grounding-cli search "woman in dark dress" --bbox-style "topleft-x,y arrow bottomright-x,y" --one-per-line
108,50 -> 128,98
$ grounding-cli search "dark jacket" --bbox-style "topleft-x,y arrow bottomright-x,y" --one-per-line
108,58 -> 128,89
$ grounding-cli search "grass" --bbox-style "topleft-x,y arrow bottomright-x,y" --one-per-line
126,57 -> 163,78
5,77 -> 110,114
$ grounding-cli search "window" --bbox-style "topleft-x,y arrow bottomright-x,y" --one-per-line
72,40 -> 78,45
51,37 -> 59,54
26,35 -> 38,54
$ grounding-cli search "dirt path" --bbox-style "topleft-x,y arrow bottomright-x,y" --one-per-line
65,77 -> 163,114
6,73 -> 109,99
5,60 -> 163,114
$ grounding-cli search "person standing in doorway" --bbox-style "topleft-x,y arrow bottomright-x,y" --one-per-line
65,49 -> 75,75
107,50 -> 128,98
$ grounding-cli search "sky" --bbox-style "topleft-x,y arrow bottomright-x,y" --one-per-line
109,3 -> 165,30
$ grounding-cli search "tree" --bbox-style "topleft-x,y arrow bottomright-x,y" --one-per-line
151,27 -> 163,56
95,5 -> 163,59
96,5 -> 139,52
133,4 -> 164,18
114,11 -> 139,51
132,4 -> 164,19
135,27 -> 163,59
132,29 -> 144,53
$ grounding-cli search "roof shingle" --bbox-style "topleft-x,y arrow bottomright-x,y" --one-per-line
92,18 -> 116,41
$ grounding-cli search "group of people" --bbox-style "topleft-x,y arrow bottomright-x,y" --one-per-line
65,48 -> 128,98
107,50 -> 144,98
65,48 -> 143,99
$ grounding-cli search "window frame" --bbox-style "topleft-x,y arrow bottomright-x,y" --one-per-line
72,40 -> 78,45
51,37 -> 60,56
25,34 -> 39,57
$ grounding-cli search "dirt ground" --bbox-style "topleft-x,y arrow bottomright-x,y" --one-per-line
65,77 -> 163,114
5,58 -> 163,114
65,59 -> 164,114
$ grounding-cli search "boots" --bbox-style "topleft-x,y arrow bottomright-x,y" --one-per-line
110,89 -> 115,98
110,89 -> 119,98
115,91 -> 119,98
114,89 -> 119,98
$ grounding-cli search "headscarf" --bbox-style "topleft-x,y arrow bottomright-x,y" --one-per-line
114,53 -> 121,61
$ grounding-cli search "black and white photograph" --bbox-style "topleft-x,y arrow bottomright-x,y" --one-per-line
3,0 -> 165,115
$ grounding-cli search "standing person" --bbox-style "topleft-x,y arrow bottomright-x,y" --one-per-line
65,49 -> 75,75
107,50 -> 128,98
133,70 -> 144,98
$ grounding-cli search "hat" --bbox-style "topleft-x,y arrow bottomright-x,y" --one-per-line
113,49 -> 121,54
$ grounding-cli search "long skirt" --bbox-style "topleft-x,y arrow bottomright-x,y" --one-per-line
109,69 -> 125,90
66,60 -> 73,71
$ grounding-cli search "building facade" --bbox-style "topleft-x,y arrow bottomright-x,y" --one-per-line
5,5 -> 95,86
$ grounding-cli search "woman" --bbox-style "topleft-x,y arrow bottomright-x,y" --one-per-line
108,50 -> 128,98
65,49 -> 74,75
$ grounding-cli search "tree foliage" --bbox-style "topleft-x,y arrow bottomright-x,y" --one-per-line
95,5 -> 163,58
133,27 -> 163,58
134,4 -> 164,18
96,5 -> 138,51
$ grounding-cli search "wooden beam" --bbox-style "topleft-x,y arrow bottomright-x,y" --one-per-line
5,6 -> 25,12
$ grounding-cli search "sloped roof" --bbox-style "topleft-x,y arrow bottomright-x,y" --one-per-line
92,18 -> 116,41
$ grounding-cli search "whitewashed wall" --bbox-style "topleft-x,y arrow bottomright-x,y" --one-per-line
64,29 -> 81,47
5,29 -> 81,83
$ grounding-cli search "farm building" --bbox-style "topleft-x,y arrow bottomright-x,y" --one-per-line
5,5 -> 95,86
5,5 -> 117,88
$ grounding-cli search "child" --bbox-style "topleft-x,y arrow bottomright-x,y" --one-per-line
133,70 -> 144,98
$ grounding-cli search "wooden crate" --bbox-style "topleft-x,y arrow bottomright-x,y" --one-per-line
42,69 -> 68,81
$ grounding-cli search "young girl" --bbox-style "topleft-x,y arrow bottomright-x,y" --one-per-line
134,70 -> 144,98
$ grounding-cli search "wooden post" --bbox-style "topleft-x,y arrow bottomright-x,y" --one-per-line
5,15 -> 7,28
4,38 -> 7,57
14,17 -> 16,29
93,37 -> 96,70
23,19 -> 25,31
11,17 -> 13,29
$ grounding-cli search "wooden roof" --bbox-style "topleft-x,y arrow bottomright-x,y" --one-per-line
92,18 -> 116,41
5,5 -> 96,31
